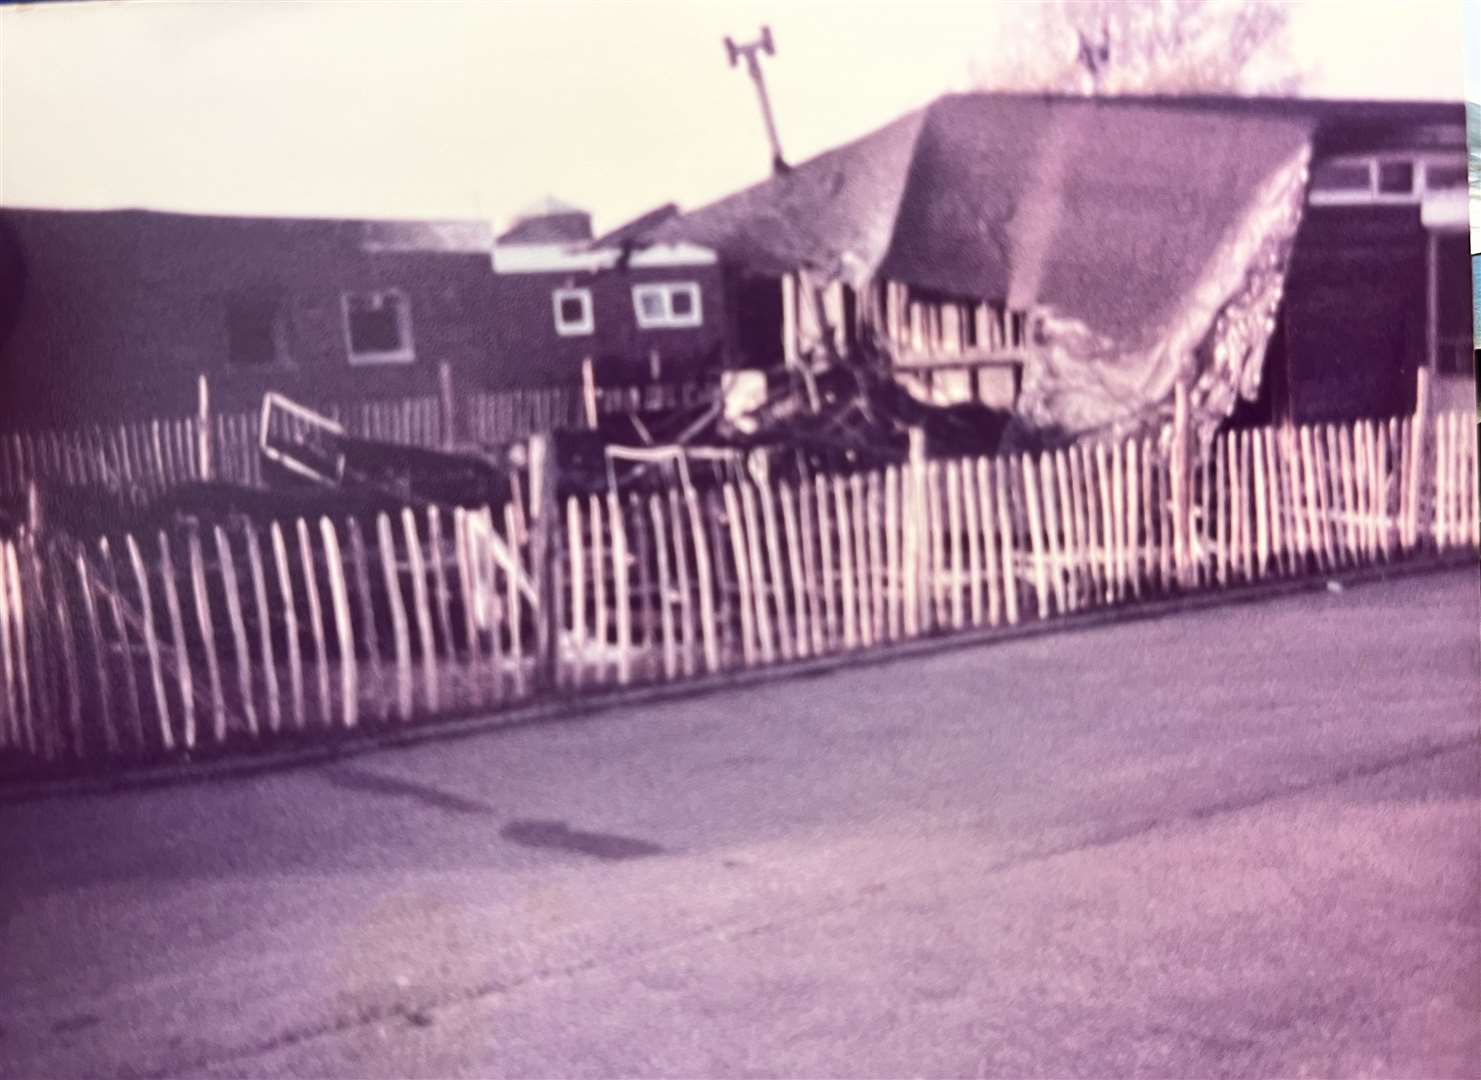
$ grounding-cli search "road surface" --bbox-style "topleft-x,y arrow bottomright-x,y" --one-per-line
2,570 -> 1478,1078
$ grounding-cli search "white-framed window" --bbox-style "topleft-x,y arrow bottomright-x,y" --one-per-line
1308,152 -> 1468,206
632,281 -> 703,329
342,289 -> 415,364
552,287 -> 594,336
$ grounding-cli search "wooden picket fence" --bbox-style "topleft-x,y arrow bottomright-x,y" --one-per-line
0,380 -> 719,500
0,402 -> 1476,774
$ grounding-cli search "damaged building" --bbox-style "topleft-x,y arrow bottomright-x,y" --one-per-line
628,92 -> 1473,443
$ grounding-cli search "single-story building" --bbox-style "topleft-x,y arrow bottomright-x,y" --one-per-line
631,92 -> 1474,440
0,199 -> 730,429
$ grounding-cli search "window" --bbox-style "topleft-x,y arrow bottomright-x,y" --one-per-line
227,293 -> 289,367
632,282 -> 703,329
1309,153 -> 1470,206
1310,159 -> 1372,195
1376,160 -> 1415,195
342,290 -> 414,364
1424,162 -> 1469,190
552,287 -> 593,336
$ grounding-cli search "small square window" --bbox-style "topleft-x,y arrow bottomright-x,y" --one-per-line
632,282 -> 703,329
343,290 -> 414,364
552,288 -> 594,336
1376,160 -> 1415,195
1424,162 -> 1468,191
1310,160 -> 1372,193
638,292 -> 666,320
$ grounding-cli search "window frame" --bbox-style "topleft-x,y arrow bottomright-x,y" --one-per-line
632,281 -> 703,330
1308,152 -> 1467,207
341,288 -> 416,366
552,287 -> 595,337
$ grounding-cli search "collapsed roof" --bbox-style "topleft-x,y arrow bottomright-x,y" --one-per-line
637,93 -> 1456,440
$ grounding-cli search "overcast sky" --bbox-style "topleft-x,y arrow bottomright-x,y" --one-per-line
0,0 -> 1474,233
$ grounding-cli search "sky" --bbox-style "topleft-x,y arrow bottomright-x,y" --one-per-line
0,0 -> 1475,234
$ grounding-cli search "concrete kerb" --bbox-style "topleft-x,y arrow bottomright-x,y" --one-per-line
3,553 -> 1476,805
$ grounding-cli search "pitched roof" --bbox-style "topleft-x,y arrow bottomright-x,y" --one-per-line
645,92 -> 1462,345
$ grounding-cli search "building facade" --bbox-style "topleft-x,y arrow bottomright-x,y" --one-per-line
0,200 -> 730,430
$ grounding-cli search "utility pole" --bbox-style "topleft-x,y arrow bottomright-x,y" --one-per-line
724,26 -> 788,176
1076,21 -> 1111,95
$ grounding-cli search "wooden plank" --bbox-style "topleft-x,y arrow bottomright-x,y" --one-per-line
926,462 -> 947,629
156,531 -> 195,749
1361,421 -> 1380,561
346,518 -> 386,719
995,456 -> 1018,622
606,492 -> 631,685
797,478 -> 824,657
1050,449 -> 1077,609
961,458 -> 984,625
100,537 -> 145,748
452,509 -> 485,706
126,533 -> 173,752
668,488 -> 697,676
427,508 -> 456,661
186,528 -> 226,742
1131,435 -> 1143,592
883,466 -> 902,640
629,492 -> 656,669
376,513 -> 413,720
566,497 -> 587,688
270,521 -> 306,730
214,525 -> 257,739
4,541 -> 33,755
724,485 -> 758,665
1020,455 -> 1049,617
1213,435 -> 1228,586
1241,430 -> 1257,581
24,544 -> 61,760
946,460 -> 967,628
319,518 -> 358,728
815,479 -> 838,648
1066,446 -> 1093,602
75,547 -> 118,755
1250,430 -> 1269,578
1332,423 -> 1353,563
297,518 -> 333,726
1302,426 -> 1330,569
976,458 -> 1003,626
778,481 -> 809,660
684,488 -> 720,675
740,482 -> 775,663
0,545 -> 22,751
866,472 -> 886,643
43,549 -> 83,757
589,494 -> 608,684
1111,441 -> 1130,599
242,524 -> 282,733
400,508 -> 439,712
832,475 -> 858,649
758,477 -> 795,659
648,494 -> 678,680
1156,441 -> 1175,590
1093,444 -> 1115,601
848,473 -> 874,647
1316,426 -> 1339,564
898,462 -> 918,640
1037,454 -> 1066,616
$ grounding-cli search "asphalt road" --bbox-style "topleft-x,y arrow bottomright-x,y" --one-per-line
2,570 -> 1478,1079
